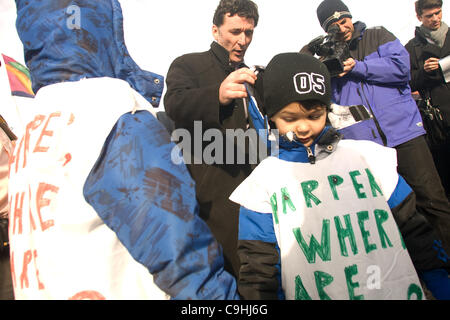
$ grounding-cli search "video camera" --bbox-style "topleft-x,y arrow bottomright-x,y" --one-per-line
307,24 -> 351,77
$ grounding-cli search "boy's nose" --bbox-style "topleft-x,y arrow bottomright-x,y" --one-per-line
295,122 -> 310,135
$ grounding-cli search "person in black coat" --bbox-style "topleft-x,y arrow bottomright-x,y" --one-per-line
164,0 -> 263,279
405,0 -> 450,199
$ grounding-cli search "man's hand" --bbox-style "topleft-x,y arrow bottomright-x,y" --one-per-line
219,68 -> 257,106
424,57 -> 440,73
338,58 -> 356,78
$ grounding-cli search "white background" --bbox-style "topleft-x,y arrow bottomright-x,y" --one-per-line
0,0 -> 448,109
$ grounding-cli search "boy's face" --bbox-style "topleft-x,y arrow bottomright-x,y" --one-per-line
271,101 -> 327,147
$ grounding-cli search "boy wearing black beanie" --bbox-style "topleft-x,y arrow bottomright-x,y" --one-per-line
230,53 -> 450,300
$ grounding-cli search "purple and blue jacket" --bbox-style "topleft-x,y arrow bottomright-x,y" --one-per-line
331,21 -> 425,147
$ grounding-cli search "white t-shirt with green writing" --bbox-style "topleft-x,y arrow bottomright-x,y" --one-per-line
231,139 -> 424,300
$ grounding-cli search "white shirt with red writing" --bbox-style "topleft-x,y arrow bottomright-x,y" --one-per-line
8,77 -> 167,299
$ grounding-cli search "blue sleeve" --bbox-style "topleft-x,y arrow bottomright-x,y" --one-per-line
83,110 -> 239,300
419,269 -> 450,300
239,206 -> 277,243
238,207 -> 284,300
351,38 -> 411,86
387,175 -> 413,209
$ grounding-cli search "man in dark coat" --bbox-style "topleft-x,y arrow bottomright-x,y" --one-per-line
405,0 -> 450,199
164,0 -> 262,278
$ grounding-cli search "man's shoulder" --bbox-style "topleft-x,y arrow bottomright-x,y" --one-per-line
360,25 -> 398,48
405,29 -> 427,49
405,37 -> 420,50
365,25 -> 388,32
363,25 -> 395,39
172,49 -> 212,65
169,48 -> 216,73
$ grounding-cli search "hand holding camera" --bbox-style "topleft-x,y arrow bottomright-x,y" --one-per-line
307,24 -> 352,77
338,57 -> 356,77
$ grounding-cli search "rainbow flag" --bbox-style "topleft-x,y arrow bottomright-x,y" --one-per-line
2,54 -> 34,98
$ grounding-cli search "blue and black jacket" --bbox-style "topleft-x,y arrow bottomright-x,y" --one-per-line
323,22 -> 426,147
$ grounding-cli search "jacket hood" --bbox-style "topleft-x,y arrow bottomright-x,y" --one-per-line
348,21 -> 366,48
210,41 -> 247,72
413,26 -> 436,46
15,0 -> 164,107
414,26 -> 427,43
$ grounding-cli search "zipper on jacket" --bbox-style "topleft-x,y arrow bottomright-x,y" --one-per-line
371,129 -> 377,139
306,147 -> 316,164
358,84 -> 388,146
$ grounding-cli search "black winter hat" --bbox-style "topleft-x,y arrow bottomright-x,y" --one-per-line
317,0 -> 352,31
263,53 -> 331,118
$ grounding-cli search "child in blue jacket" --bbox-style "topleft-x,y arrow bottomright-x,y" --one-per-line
230,53 -> 450,300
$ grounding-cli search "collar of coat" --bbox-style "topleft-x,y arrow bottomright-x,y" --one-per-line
414,22 -> 450,46
210,41 -> 247,72
347,21 -> 367,50
277,126 -> 342,164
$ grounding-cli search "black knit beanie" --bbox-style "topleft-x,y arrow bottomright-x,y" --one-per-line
263,53 -> 331,118
317,0 -> 352,31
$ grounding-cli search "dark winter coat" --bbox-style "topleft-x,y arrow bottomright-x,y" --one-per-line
405,26 -> 450,126
164,41 -> 263,278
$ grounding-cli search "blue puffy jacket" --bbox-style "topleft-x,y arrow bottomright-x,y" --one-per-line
331,22 -> 425,148
14,0 -> 238,299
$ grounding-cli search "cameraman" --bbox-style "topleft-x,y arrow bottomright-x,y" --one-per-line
301,0 -> 450,257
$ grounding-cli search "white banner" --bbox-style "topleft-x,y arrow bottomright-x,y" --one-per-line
8,78 -> 167,299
